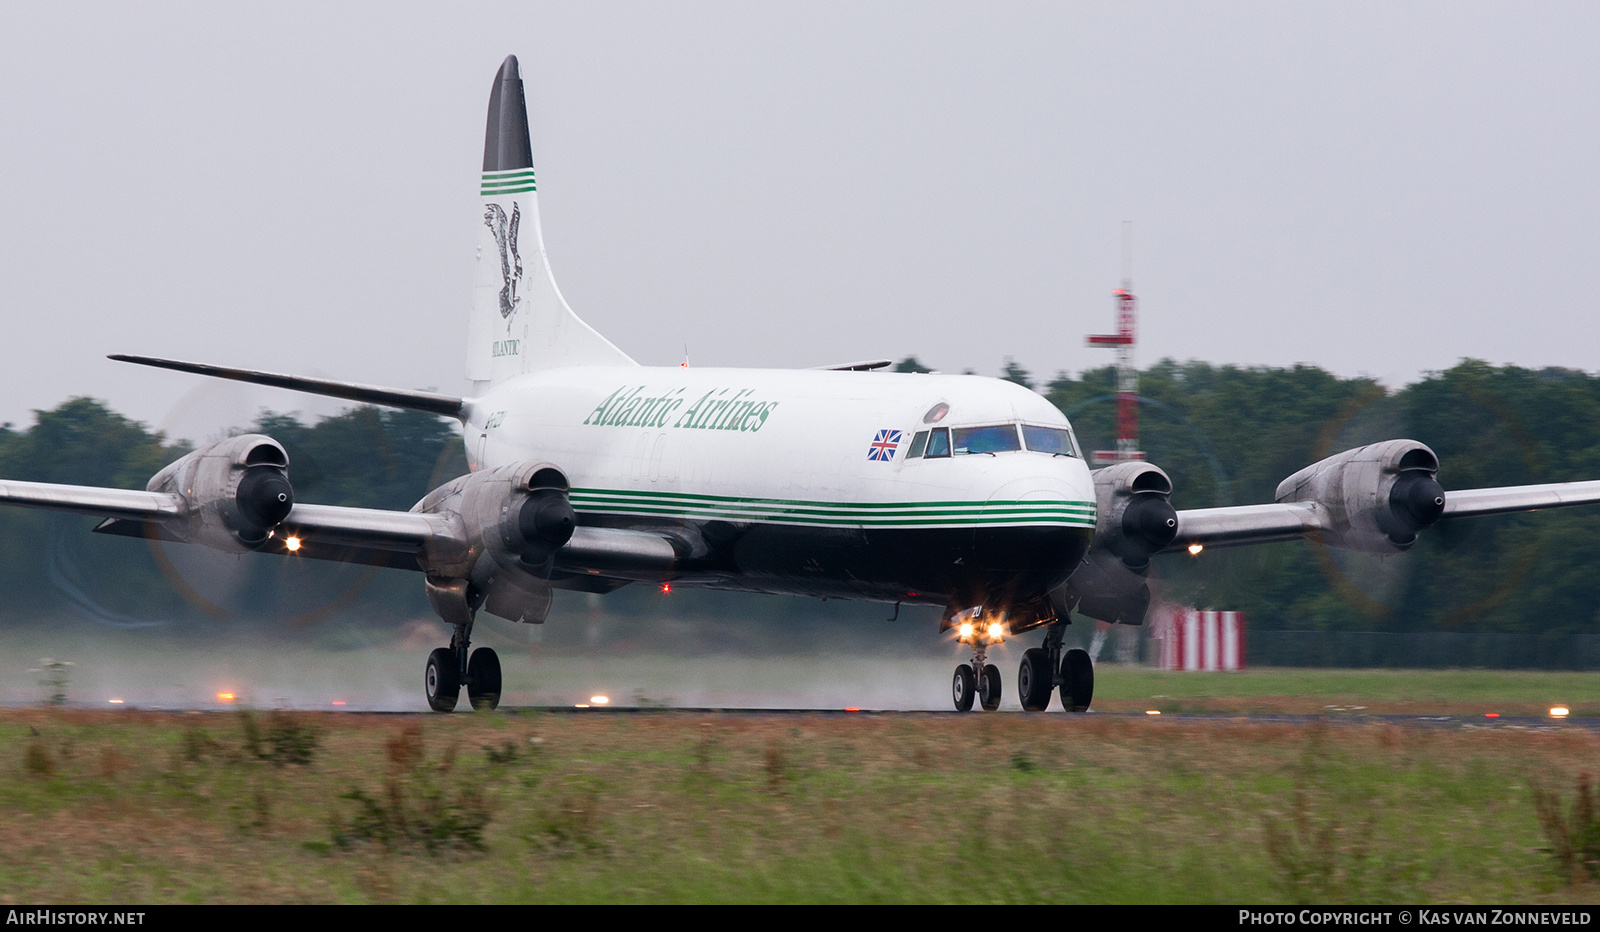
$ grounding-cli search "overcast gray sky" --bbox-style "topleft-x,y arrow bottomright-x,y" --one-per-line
0,2 -> 1595,442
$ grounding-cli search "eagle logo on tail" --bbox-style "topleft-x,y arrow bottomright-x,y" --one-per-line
483,202 -> 523,327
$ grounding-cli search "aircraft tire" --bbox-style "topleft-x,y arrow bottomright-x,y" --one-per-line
1060,648 -> 1094,713
467,647 -> 502,712
952,663 -> 976,712
1018,648 -> 1053,711
425,648 -> 461,713
978,664 -> 1002,711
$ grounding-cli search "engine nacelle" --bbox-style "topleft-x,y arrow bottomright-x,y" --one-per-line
1089,461 -> 1180,570
1275,439 -> 1445,554
145,434 -> 294,551
410,461 -> 577,623
1055,461 -> 1179,626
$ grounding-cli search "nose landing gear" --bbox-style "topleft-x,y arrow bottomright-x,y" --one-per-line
952,663 -> 976,712
950,608 -> 1007,712
977,663 -> 1003,711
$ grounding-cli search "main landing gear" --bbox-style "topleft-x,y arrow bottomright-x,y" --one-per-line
425,632 -> 502,712
1020,621 -> 1094,713
949,612 -> 1094,713
422,577 -> 501,712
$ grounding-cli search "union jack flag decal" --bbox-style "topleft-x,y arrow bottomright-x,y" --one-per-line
867,429 -> 902,462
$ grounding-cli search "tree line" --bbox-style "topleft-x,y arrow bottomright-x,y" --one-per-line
2,358 -> 1598,637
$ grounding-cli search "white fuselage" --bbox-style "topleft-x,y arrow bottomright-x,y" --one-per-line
462,366 -> 1099,607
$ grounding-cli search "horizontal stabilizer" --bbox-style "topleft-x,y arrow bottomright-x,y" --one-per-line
110,355 -> 465,419
809,359 -> 893,372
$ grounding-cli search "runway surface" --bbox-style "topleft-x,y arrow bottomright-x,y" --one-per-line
57,704 -> 1599,731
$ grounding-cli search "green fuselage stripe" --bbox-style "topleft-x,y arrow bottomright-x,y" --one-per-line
568,488 -> 1097,528
571,487 -> 1095,510
577,505 -> 1094,528
574,502 -> 1093,519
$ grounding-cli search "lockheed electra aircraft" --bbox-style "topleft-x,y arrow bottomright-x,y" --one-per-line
5,56 -> 1599,713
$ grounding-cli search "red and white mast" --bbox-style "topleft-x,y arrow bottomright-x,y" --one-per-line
1086,230 -> 1144,464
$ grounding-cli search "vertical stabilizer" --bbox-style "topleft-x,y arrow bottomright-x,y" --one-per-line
468,55 -> 635,389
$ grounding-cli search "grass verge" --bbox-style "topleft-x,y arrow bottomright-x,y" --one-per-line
0,701 -> 1597,902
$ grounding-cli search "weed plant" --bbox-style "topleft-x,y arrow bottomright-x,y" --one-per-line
1532,773 -> 1600,884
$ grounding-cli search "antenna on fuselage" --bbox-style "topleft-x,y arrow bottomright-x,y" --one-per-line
1086,221 -> 1145,465
681,343 -> 690,368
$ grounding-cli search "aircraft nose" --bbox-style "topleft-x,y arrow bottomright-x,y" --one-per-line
970,477 -> 1097,584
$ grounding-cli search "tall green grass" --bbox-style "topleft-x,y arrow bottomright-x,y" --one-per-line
0,708 -> 1596,903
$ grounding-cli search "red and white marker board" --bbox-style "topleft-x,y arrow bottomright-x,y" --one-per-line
1158,609 -> 1246,671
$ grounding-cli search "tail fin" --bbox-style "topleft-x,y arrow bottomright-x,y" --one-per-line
468,55 -> 634,390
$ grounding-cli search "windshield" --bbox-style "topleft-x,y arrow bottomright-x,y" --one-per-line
951,425 -> 1021,455
1021,425 -> 1079,457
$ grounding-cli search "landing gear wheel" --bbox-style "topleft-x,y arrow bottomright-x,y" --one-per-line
1018,648 -> 1054,712
467,647 -> 502,711
952,663 -> 976,712
1060,648 -> 1094,713
978,663 -> 1002,711
425,648 -> 460,713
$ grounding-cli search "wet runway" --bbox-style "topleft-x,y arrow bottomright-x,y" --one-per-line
86,705 -> 1600,732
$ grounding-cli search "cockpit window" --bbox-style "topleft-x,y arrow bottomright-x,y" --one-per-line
951,425 -> 1021,455
906,431 -> 929,459
1021,425 -> 1080,457
925,427 -> 951,458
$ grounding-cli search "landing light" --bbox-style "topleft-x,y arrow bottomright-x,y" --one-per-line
958,621 -> 974,641
285,536 -> 302,552
1552,706 -> 1571,718
987,622 -> 1005,642
1187,542 -> 1204,556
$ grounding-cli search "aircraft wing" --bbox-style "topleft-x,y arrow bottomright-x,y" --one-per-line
279,504 -> 448,553
33,479 -> 683,579
1168,479 -> 1600,552
0,479 -> 183,520
85,501 -> 454,571
0,477 -> 451,569
277,507 -> 679,578
1165,502 -> 1325,551
1439,480 -> 1600,519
